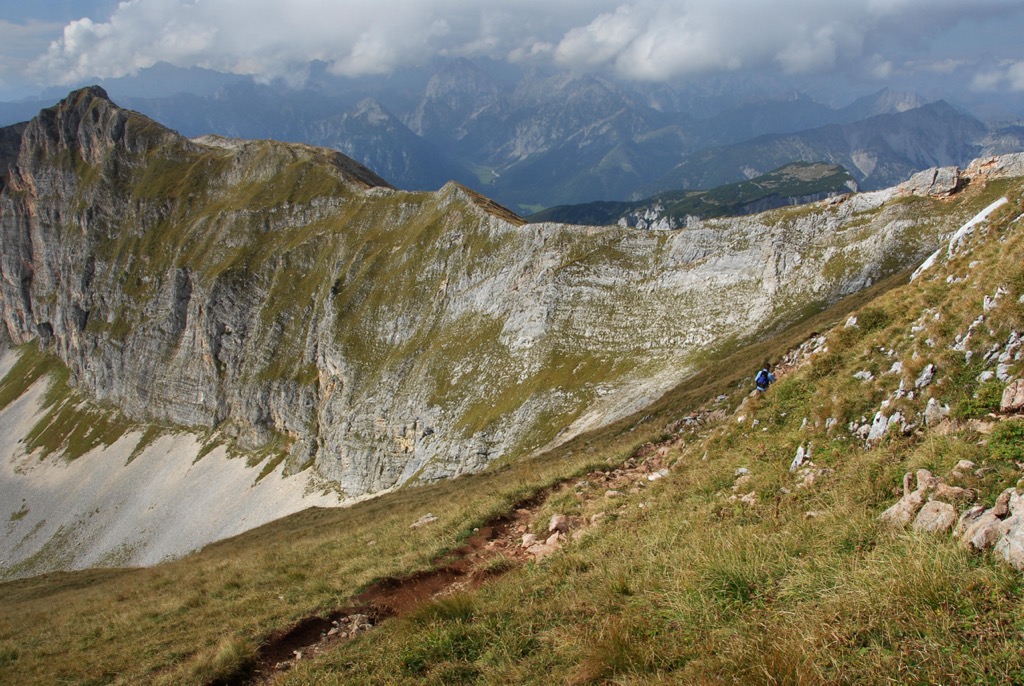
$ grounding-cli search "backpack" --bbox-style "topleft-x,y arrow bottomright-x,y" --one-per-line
755,369 -> 770,388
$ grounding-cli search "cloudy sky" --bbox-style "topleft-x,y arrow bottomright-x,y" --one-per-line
1,0 -> 1023,105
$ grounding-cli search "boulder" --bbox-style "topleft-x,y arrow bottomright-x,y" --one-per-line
912,501 -> 958,534
1010,490 -> 1024,516
954,459 -> 977,472
900,166 -> 961,197
962,512 -> 1012,552
924,398 -> 950,426
548,514 -> 570,534
915,364 -> 937,389
915,469 -> 940,493
961,492 -> 1015,551
955,504 -> 987,537
879,470 -> 938,527
879,489 -> 926,527
992,489 -> 1013,518
789,445 -> 808,472
867,412 -> 890,443
966,153 -> 1024,179
929,483 -> 975,506
410,513 -> 439,529
526,543 -> 557,561
1001,379 -> 1024,413
993,516 -> 1024,570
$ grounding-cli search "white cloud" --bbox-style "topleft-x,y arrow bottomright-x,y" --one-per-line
1008,62 -> 1024,92
18,0 -> 1024,89
971,60 -> 1024,93
775,24 -> 847,74
869,56 -> 894,80
919,58 -> 966,74
971,70 -> 1003,92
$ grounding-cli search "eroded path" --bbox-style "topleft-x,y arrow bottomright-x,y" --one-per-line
223,431 -> 692,685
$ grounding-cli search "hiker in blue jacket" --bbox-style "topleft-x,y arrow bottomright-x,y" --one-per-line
755,363 -> 776,392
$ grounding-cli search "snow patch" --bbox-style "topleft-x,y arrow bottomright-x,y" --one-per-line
911,197 -> 1008,281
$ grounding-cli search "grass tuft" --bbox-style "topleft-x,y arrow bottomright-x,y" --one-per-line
181,635 -> 256,685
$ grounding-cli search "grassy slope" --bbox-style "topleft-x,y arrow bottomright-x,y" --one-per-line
2,181 -> 1024,684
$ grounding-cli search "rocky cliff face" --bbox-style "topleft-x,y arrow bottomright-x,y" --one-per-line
1,88 -> 1015,499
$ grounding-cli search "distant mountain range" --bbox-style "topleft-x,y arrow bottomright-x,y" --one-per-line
1,59 -> 1022,213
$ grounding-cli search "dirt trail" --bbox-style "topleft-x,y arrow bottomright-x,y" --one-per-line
223,503 -> 540,683
221,433 -> 696,685
211,343 -> 807,686
211,337 -> 821,684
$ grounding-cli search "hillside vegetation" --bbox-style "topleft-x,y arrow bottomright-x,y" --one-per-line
527,161 -> 856,228
2,163 -> 1023,684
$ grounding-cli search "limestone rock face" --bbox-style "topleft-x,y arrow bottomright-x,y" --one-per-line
0,88 -> 994,498
965,153 -> 1024,180
899,166 -> 961,197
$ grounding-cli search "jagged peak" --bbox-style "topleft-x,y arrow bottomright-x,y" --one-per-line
65,84 -> 112,104
22,85 -> 180,166
14,87 -> 394,192
438,181 -> 524,225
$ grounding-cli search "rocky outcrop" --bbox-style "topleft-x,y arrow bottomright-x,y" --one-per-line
0,88 -> 1013,499
879,463 -> 1024,572
899,166 -> 961,197
1002,379 -> 1024,414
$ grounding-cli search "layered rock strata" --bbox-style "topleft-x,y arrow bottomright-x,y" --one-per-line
0,88 -> 1014,497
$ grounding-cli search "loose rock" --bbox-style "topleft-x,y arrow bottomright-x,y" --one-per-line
410,513 -> 439,529
913,501 -> 958,534
1001,379 -> 1024,413
548,514 -> 570,534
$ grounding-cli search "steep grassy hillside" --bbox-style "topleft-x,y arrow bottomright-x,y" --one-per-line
2,167 -> 1023,684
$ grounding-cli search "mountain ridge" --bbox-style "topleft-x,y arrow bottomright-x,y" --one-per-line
4,61 -> 1013,213
1,87 -> 1022,577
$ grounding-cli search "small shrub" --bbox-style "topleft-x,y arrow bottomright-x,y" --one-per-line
185,635 -> 255,684
857,306 -> 892,333
0,642 -> 19,667
571,618 -> 654,685
400,624 -> 484,676
808,351 -> 844,380
409,593 -> 477,625
609,570 -> 633,596
955,379 -> 1005,420
989,420 -> 1024,461
697,537 -> 781,607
